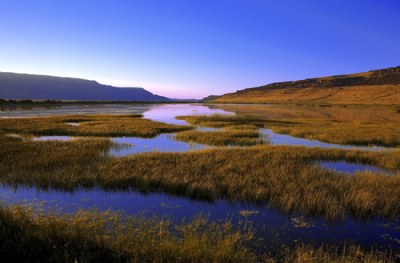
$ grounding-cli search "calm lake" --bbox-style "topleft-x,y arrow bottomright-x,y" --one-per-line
1,103 -> 399,252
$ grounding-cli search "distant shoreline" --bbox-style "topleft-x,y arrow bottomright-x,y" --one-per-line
0,99 -> 199,107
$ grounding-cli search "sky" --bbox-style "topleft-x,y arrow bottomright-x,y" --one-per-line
1,1 -> 400,99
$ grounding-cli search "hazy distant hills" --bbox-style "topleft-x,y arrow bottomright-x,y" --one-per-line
212,66 -> 400,105
0,72 -> 169,101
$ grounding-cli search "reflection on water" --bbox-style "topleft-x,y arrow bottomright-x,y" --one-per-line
195,126 -> 222,132
66,122 -> 79,126
261,129 -> 387,151
2,103 -> 400,252
0,185 -> 398,251
319,160 -> 395,175
111,134 -> 208,156
0,104 -> 153,118
143,104 -> 233,125
33,136 -> 72,141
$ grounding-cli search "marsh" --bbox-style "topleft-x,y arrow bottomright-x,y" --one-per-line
1,103 -> 399,262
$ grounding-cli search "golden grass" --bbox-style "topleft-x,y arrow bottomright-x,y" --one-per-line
0,205 -> 256,262
1,135 -> 400,220
264,119 -> 400,147
105,148 -> 400,220
213,84 -> 400,105
175,129 -> 265,146
0,204 -> 396,262
174,115 -> 269,145
0,114 -> 191,138
285,244 -> 397,263
213,104 -> 400,124
184,109 -> 400,147
176,114 -> 265,128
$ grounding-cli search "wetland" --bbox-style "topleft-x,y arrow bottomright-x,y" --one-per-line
0,103 -> 399,262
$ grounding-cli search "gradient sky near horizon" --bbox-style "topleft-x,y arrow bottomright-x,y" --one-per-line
1,1 -> 400,99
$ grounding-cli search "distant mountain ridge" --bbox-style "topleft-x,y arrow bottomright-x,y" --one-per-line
211,66 -> 400,105
0,72 -> 169,101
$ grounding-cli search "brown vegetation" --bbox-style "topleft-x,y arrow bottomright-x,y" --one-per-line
174,116 -> 265,146
213,66 -> 400,105
214,85 -> 400,105
0,114 -> 191,137
0,204 -> 396,262
1,135 -> 399,220
0,205 -> 255,262
178,112 -> 400,147
175,129 -> 265,146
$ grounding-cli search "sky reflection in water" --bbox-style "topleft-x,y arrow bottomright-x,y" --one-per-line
2,104 -> 399,252
0,185 -> 399,251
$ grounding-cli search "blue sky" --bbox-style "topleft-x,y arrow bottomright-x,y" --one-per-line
1,0 -> 399,99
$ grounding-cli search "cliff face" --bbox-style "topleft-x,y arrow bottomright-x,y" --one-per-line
213,66 -> 400,105
0,72 -> 169,101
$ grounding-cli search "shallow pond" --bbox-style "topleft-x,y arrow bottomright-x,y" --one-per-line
110,134 -> 208,156
33,136 -> 72,141
319,160 -> 396,175
142,104 -> 233,125
261,128 -> 387,151
0,185 -> 398,252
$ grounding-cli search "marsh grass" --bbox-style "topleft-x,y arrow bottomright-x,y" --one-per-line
212,105 -> 400,147
283,244 -> 397,263
0,204 -> 396,262
1,135 -> 400,220
0,205 -> 256,262
0,114 -> 191,138
175,129 -> 265,146
0,135 -> 112,191
264,119 -> 400,147
180,112 -> 400,147
176,114 -> 266,128
175,115 -> 269,146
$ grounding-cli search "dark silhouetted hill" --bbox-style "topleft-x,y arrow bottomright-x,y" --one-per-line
0,72 -> 169,101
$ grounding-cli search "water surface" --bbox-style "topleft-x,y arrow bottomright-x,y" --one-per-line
110,134 -> 208,156
34,136 -> 72,141
261,128 -> 387,151
1,103 -> 399,253
0,104 -> 153,118
143,104 -> 233,125
0,185 -> 398,252
319,161 -> 396,175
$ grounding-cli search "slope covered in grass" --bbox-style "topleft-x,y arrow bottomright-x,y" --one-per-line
213,66 -> 400,105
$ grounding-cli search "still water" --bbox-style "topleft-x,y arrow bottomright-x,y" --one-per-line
0,185 -> 399,251
1,103 -> 399,252
110,134 -> 208,156
319,160 -> 396,175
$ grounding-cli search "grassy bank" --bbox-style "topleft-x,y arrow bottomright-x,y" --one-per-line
175,115 -> 269,146
0,205 -> 255,262
0,114 -> 191,138
176,114 -> 265,128
264,119 -> 400,147
212,84 -> 400,105
1,136 -> 399,220
175,129 -> 265,146
180,113 -> 400,147
0,204 -> 396,263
